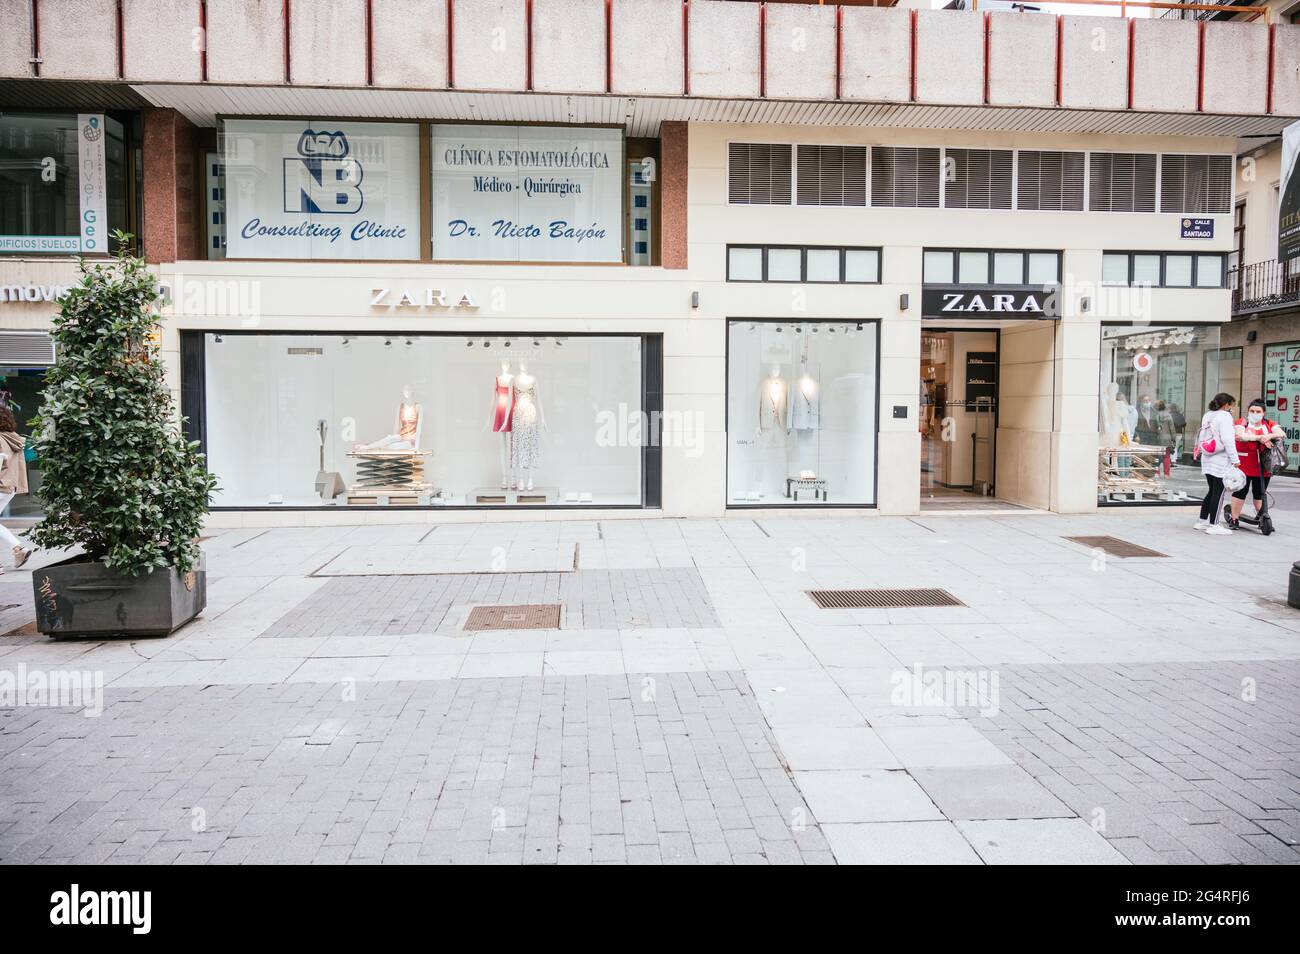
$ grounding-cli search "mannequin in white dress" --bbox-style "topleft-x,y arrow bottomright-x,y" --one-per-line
486,361 -> 515,489
359,384 -> 423,451
1100,382 -> 1129,446
510,364 -> 545,491
755,365 -> 788,496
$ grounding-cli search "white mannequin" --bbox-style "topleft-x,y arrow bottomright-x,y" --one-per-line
754,365 -> 788,496
359,384 -> 423,451
510,363 -> 546,491
790,358 -> 820,475
486,361 -> 515,489
1100,381 -> 1129,446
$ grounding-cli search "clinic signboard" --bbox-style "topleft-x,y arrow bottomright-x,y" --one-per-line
431,124 -> 623,263
221,119 -> 422,261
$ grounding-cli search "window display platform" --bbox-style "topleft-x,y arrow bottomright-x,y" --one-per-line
469,486 -> 560,505
1098,446 -> 1197,504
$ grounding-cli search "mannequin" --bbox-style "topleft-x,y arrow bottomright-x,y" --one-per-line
509,363 -> 545,491
487,361 -> 515,489
789,355 -> 821,475
754,365 -> 788,497
359,384 -> 423,450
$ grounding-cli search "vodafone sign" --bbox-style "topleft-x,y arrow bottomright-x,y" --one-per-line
1132,352 -> 1154,373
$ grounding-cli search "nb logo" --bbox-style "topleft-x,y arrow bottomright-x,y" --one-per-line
283,129 -> 363,214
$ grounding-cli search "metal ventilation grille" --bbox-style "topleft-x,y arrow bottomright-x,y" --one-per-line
943,148 -> 1013,210
0,332 -> 56,365
796,144 -> 867,207
464,603 -> 562,631
871,146 -> 941,208
728,142 -> 793,205
807,588 -> 966,609
1088,152 -> 1158,212
1160,154 -> 1233,214
1064,536 -> 1169,559
1017,150 -> 1085,211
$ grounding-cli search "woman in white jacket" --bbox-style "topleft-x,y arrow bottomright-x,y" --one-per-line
1195,392 -> 1241,535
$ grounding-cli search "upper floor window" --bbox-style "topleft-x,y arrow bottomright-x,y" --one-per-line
795,145 -> 866,207
1102,251 -> 1226,288
943,149 -> 1013,210
0,112 -> 132,255
1017,150 -> 1085,212
871,146 -> 941,208
923,248 -> 1061,286
727,244 -> 881,284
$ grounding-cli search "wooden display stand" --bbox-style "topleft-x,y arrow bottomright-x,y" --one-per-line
345,449 -> 435,506
1098,443 -> 1166,499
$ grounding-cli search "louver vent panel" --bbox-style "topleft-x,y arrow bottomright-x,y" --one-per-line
1089,152 -> 1158,213
1160,154 -> 1233,214
796,144 -> 867,207
1017,150 -> 1085,211
871,146 -> 941,208
728,142 -> 793,206
943,148 -> 1013,210
0,332 -> 56,365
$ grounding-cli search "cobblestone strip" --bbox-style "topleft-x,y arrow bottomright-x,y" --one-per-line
965,660 -> 1300,864
0,671 -> 830,865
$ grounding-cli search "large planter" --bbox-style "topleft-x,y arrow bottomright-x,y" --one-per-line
31,555 -> 206,638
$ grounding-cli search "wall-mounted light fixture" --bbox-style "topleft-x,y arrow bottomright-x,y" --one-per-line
1080,296 -> 1091,313
690,291 -> 700,309
899,293 -> 910,311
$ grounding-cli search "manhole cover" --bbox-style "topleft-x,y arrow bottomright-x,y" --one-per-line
806,588 -> 965,609
1064,536 -> 1168,558
464,604 -> 561,631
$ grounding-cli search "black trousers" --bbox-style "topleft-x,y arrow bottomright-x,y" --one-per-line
1201,475 -> 1225,523
1232,473 -> 1270,503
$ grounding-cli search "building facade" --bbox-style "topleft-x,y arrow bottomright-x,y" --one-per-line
1,0 -> 1296,525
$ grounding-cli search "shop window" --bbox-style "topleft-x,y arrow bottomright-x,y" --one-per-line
0,112 -> 130,255
0,365 -> 49,517
726,321 -> 878,507
958,251 -> 990,284
1099,324 -> 1227,504
200,334 -> 648,508
725,245 -> 882,284
993,252 -> 1025,285
923,250 -> 955,284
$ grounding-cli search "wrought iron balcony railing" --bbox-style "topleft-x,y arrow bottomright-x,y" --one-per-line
1230,259 -> 1300,313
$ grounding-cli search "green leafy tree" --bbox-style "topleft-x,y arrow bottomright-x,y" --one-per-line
29,233 -> 216,575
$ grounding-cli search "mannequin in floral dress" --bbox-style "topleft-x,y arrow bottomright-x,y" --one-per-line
509,365 -> 545,491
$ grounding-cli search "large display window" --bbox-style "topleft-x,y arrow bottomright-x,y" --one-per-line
197,333 -> 651,508
1099,324 -> 1233,504
726,320 -> 879,507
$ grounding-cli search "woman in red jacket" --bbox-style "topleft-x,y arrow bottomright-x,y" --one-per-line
1224,398 -> 1285,529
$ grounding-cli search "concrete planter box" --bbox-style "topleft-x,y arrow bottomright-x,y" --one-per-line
31,555 -> 207,638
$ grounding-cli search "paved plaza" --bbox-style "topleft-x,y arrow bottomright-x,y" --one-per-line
2,504 -> 1300,864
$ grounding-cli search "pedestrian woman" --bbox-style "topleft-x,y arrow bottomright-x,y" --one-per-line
1225,398 -> 1286,529
1194,393 -> 1240,535
0,406 -> 34,570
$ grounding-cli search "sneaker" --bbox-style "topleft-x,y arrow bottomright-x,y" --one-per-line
1205,524 -> 1233,535
12,546 -> 31,569
1193,519 -> 1209,529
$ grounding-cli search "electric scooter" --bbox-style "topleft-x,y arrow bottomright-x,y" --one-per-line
1225,441 -> 1275,536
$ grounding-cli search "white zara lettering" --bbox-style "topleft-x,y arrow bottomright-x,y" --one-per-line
941,292 -> 1042,313
370,288 -> 480,311
49,884 -> 151,935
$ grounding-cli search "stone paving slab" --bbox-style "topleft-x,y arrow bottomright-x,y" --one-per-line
964,660 -> 1300,864
262,569 -> 720,639
0,671 -> 831,865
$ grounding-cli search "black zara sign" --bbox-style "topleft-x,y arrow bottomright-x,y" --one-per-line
921,285 -> 1058,319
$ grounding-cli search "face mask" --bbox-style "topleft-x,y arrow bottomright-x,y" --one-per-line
1249,411 -> 1264,424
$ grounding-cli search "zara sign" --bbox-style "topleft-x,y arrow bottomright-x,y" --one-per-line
921,285 -> 1059,319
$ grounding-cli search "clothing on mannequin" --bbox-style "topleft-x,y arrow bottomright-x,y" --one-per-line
359,384 -> 423,450
509,366 -> 545,490
758,366 -> 788,432
788,371 -> 821,431
487,363 -> 515,488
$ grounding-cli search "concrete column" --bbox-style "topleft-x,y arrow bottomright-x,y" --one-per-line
142,108 -> 200,264
660,121 -> 688,271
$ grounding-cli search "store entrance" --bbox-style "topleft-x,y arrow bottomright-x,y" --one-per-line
920,330 -> 998,508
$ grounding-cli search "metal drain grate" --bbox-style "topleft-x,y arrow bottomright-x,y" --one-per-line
464,603 -> 562,631
807,588 -> 965,609
1065,536 -> 1168,559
